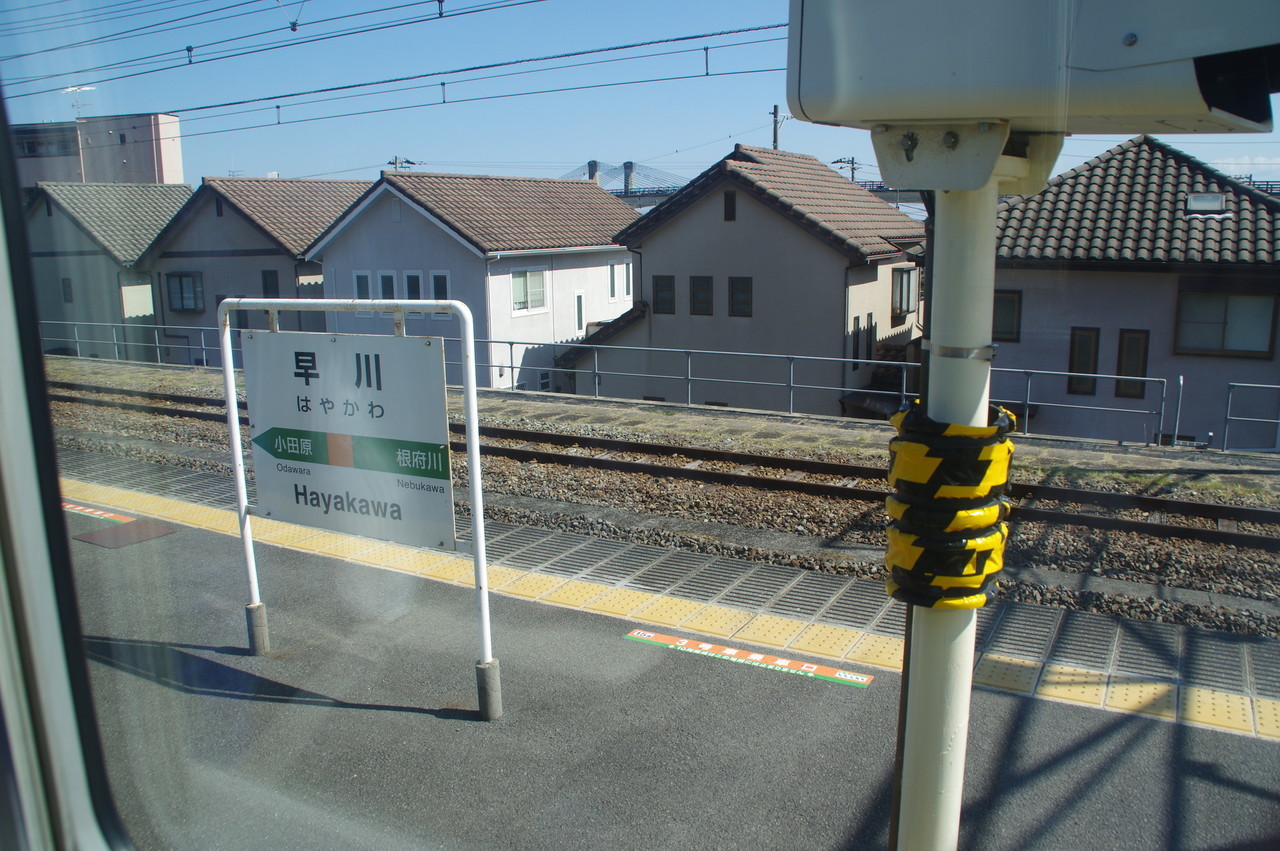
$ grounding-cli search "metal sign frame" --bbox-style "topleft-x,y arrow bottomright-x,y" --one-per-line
217,298 -> 501,720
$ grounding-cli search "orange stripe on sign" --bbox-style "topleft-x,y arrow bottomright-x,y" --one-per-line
62,502 -> 135,523
625,629 -> 874,687
327,432 -> 354,469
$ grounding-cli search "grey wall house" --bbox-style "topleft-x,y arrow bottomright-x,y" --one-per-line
306,171 -> 638,390
993,136 -> 1280,449
25,181 -> 192,360
14,113 -> 184,189
142,177 -> 371,365
562,145 -> 926,417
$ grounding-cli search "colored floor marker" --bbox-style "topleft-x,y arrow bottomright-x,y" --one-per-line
62,502 -> 134,523
626,629 -> 873,688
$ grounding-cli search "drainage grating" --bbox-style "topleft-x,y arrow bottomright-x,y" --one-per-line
986,602 -> 1063,661
1181,630 -> 1248,692
771,572 -> 852,620
1248,640 -> 1280,700
867,600 -> 908,637
666,558 -> 754,603
581,544 -> 670,585
500,533 -> 593,571
1047,611 -> 1118,670
717,563 -> 803,610
626,551 -> 712,594
484,526 -> 553,560
540,538 -> 630,578
974,605 -> 1004,651
1115,620 -> 1182,681
820,579 -> 892,630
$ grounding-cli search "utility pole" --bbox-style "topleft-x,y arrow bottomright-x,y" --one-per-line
772,105 -> 781,149
832,156 -> 859,181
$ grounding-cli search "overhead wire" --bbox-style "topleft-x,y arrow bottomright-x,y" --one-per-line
3,0 -> 548,92
169,32 -> 787,124
0,0 -> 215,35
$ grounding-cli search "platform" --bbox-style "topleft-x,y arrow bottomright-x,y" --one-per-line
56,449 -> 1280,848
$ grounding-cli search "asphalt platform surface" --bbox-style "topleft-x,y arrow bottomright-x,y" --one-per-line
68,512 -> 1280,850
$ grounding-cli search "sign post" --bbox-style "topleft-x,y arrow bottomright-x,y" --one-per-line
218,298 -> 502,721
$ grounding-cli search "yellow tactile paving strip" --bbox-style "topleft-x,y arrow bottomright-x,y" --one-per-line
60,478 -> 1280,740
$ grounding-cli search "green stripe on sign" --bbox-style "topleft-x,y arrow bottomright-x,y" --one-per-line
253,427 -> 449,480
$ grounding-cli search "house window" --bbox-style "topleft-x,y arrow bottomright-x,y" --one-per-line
690,276 -> 713,315
1175,291 -> 1276,357
993,290 -> 1022,342
575,291 -> 585,333
378,271 -> 396,300
1067,327 -> 1100,395
167,272 -> 203,312
353,271 -> 371,300
653,275 -> 675,314
729,277 -> 752,317
624,264 -> 632,297
891,267 -> 919,326
61,277 -> 73,303
261,270 -> 279,299
850,314 -> 861,371
404,272 -> 422,301
118,133 -> 127,145
865,312 -> 875,361
431,271 -> 450,300
539,371 -> 552,391
1115,329 -> 1149,399
512,269 -> 546,312
724,190 -> 737,222
609,264 -> 619,301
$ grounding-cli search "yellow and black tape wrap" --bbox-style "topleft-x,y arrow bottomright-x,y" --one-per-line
885,400 -> 1016,609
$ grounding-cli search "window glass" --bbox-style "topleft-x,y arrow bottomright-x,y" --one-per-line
512,269 -> 545,311
993,290 -> 1022,342
1115,329 -> 1149,399
729,277 -> 752,317
167,273 -> 203,311
690,275 -> 713,315
652,275 -> 675,314
1067,327 -> 1099,395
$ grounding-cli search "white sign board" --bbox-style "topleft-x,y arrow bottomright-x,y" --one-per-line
242,331 -> 455,549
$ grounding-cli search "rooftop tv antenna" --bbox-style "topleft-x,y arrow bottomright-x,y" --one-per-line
62,86 -> 95,118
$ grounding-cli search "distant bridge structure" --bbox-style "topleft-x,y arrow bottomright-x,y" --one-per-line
562,161 -> 688,208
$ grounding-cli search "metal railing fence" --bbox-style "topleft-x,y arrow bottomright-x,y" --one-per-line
40,319 -> 1192,447
1223,383 -> 1280,452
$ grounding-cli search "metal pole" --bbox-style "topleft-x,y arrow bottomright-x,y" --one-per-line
895,173 -> 1000,851
217,302 -> 268,655
458,304 -> 503,720
1022,371 -> 1033,435
1222,383 -> 1234,451
685,351 -> 693,406
1173,375 -> 1185,445
787,356 -> 795,415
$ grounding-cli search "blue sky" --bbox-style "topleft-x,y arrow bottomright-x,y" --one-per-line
3,0 -> 1279,191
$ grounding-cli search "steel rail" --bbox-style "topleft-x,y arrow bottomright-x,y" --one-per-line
49,384 -> 1280,550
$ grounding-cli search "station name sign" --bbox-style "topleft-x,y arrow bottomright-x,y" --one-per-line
243,331 -> 456,549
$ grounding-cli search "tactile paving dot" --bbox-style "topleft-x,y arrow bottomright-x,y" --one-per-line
502,573 -> 566,599
585,588 -> 655,616
1254,698 -> 1280,740
419,558 -> 475,583
1035,664 -> 1107,706
541,580 -> 609,608
974,654 -> 1042,694
632,596 -> 705,627
681,605 -> 755,638
734,614 -> 808,648
1180,686 -> 1255,734
846,634 -> 905,670
789,624 -> 862,659
1106,676 -> 1176,719
460,565 -> 523,589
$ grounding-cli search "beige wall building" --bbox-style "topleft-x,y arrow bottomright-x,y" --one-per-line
14,114 -> 184,188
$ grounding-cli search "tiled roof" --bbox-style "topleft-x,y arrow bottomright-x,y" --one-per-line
615,145 -> 925,261
380,172 -> 639,253
203,177 -> 372,256
997,135 -> 1280,267
35,181 -> 192,266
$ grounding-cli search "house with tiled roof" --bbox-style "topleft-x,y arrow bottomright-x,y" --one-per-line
306,171 -> 638,389
992,135 -> 1280,449
25,181 -> 192,359
141,176 -> 371,363
559,145 -> 926,416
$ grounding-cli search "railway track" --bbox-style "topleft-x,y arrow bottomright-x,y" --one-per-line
47,380 -> 1280,552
